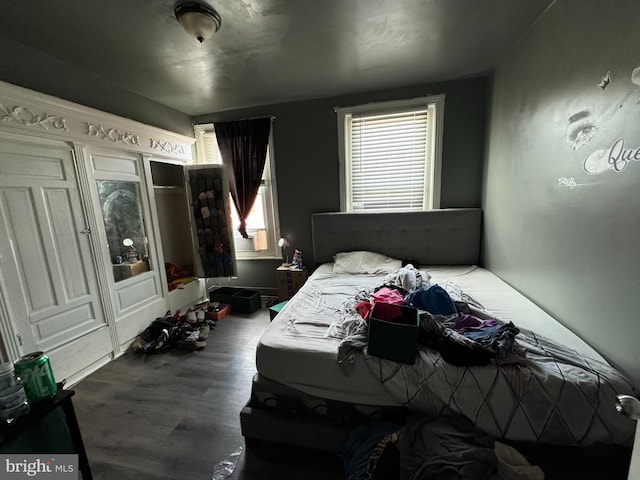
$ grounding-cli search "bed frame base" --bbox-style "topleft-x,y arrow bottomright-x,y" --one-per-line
240,403 -> 353,452
240,402 -> 632,478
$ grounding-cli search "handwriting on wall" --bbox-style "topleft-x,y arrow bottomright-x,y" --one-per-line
584,138 -> 640,174
557,177 -> 577,188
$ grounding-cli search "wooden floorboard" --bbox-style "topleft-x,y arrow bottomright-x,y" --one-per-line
72,308 -> 345,480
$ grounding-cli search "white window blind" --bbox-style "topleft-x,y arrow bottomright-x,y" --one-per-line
349,109 -> 429,212
338,95 -> 444,213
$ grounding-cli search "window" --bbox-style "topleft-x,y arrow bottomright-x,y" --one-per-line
336,95 -> 444,212
194,124 -> 280,259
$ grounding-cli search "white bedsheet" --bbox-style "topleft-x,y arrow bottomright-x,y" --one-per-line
256,264 -> 606,405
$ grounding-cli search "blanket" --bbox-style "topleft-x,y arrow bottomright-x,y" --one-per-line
363,326 -> 635,446
329,270 -> 636,446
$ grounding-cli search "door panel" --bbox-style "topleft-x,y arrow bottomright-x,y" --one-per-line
1,187 -> 56,314
115,275 -> 159,312
45,188 -> 91,299
85,148 -> 167,348
0,134 -> 111,378
0,151 -> 66,179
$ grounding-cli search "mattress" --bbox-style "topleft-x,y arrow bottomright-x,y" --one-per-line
256,263 -> 605,405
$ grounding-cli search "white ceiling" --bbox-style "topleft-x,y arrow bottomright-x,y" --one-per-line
0,0 -> 553,116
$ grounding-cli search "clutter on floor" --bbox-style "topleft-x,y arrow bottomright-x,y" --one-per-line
131,300 -> 230,354
342,413 -> 544,480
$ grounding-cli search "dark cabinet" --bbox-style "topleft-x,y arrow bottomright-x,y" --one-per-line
0,388 -> 92,480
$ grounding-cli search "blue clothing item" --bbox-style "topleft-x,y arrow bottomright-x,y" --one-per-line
342,420 -> 401,480
405,284 -> 457,315
463,321 -> 520,354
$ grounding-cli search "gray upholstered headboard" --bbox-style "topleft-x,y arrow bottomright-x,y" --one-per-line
311,208 -> 482,266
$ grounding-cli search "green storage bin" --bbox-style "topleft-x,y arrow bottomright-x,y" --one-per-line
367,303 -> 419,365
231,289 -> 261,314
210,287 -> 261,314
210,287 -> 243,305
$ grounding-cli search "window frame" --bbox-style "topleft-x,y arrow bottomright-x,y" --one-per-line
336,94 -> 445,212
193,123 -> 281,260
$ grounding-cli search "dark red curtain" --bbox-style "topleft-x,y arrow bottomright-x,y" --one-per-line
214,117 -> 271,238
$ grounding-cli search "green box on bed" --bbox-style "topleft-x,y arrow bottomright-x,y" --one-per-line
367,303 -> 419,365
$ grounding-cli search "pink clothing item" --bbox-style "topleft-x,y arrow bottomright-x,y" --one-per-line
371,287 -> 405,306
355,301 -> 373,320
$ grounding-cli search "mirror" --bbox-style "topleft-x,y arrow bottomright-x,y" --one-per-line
97,181 -> 151,282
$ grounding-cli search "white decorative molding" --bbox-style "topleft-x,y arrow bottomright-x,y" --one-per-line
0,80 -> 195,162
149,137 -> 186,155
86,123 -> 141,146
0,103 -> 68,131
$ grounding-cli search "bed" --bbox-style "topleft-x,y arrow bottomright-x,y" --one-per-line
240,209 -> 636,454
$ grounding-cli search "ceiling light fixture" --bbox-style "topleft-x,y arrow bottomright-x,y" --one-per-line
174,2 -> 222,44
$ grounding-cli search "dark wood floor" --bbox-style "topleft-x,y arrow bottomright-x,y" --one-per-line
70,306 -> 632,480
72,308 -> 345,480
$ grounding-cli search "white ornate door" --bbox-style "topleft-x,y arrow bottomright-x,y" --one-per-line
0,132 -> 113,384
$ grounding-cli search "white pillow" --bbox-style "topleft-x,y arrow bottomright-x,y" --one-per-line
332,251 -> 402,274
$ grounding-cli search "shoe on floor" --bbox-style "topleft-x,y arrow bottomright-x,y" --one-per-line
175,340 -> 197,352
183,330 -> 200,342
198,325 -> 210,341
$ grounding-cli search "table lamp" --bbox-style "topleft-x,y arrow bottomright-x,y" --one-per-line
278,237 -> 290,266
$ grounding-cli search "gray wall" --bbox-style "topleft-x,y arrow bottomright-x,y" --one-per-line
484,0 -> 640,388
195,77 -> 489,293
0,37 -> 193,136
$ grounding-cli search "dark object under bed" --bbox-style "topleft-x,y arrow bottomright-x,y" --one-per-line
240,373 -> 632,479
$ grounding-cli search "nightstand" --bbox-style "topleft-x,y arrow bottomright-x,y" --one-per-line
276,266 -> 308,301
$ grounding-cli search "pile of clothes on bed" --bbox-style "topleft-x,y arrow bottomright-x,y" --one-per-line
328,264 -> 523,370
326,264 -> 636,447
